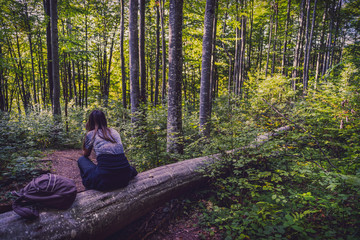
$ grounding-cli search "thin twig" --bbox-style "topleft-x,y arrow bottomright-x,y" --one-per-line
262,98 -> 338,171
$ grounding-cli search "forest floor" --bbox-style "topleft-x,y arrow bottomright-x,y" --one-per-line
2,149 -> 220,240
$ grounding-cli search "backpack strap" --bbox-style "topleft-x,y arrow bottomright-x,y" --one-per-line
45,174 -> 57,192
12,195 -> 39,219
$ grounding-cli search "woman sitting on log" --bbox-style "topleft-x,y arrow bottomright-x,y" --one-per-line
78,110 -> 137,191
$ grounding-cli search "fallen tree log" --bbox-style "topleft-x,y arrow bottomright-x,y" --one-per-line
0,126 -> 290,240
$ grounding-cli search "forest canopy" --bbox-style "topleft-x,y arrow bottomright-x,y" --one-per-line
0,0 -> 360,238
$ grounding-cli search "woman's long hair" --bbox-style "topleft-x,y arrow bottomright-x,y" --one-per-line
85,110 -> 115,143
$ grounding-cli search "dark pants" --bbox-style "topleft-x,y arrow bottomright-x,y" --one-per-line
77,156 -> 137,191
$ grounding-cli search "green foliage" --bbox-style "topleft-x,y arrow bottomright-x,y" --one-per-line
196,132 -> 360,239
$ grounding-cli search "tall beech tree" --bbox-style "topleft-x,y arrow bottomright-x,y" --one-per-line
129,0 -> 140,124
199,0 -> 216,138
281,0 -> 291,76
139,0 -> 146,104
167,0 -> 184,154
120,0 -> 127,109
292,0 -> 306,90
50,0 -> 61,118
160,0 -> 167,104
303,0 -> 318,92
155,2 -> 160,106
43,0 -> 53,106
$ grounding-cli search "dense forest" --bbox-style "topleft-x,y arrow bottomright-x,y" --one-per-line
1,0 -> 360,238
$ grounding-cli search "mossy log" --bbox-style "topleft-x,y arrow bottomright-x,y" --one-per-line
0,126 -> 290,240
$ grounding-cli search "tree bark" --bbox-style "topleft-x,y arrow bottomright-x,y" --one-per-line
265,12 -> 273,78
43,0 -> 53,106
129,0 -> 140,124
239,14 -> 246,95
271,1 -> 278,77
200,0 -> 216,138
50,0 -> 61,119
292,0 -> 306,91
303,0 -> 318,92
120,0 -> 127,109
167,0 -> 184,154
155,3 -> 160,106
25,3 -> 37,105
281,0 -> 291,76
322,1 -> 335,79
139,0 -> 146,104
160,0 -> 167,104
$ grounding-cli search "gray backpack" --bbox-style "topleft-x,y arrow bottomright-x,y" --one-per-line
12,173 -> 77,219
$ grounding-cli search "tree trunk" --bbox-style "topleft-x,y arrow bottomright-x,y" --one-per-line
265,13 -> 273,78
50,0 -> 61,119
120,0 -> 127,109
291,0 -> 306,91
25,3 -> 37,105
200,0 -> 216,138
0,45 -> 5,111
314,9 -> 327,87
303,0 -> 318,93
160,0 -> 167,104
167,0 -> 184,154
85,4 -> 89,108
43,0 -> 53,106
329,0 -> 342,68
281,0 -> 291,76
139,0 -> 146,104
271,2 -> 278,77
239,14 -> 246,96
129,0 -> 140,124
155,3 -> 160,106
322,1 -> 335,79
247,0 -> 254,70
0,126 -> 290,240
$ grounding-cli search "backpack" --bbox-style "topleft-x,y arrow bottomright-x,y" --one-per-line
12,173 -> 77,219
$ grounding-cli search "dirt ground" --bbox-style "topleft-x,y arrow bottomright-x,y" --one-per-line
5,149 -> 219,240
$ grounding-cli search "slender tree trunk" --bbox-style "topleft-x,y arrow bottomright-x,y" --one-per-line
139,0 -> 146,104
14,29 -> 28,112
265,13 -> 273,78
50,0 -> 61,119
303,0 -> 318,92
105,31 -> 116,106
282,0 -> 291,76
25,3 -> 37,105
120,0 -> 127,109
322,1 -> 335,79
271,2 -> 278,77
239,14 -> 246,96
160,0 -> 167,104
292,0 -> 306,90
167,0 -> 184,154
0,45 -> 5,111
199,0 -> 216,138
233,3 -> 240,95
329,0 -> 342,68
302,0 -> 311,91
44,0 -> 53,106
129,0 -> 140,124
155,3 -> 160,106
77,61 -> 82,107
209,1 -> 218,113
85,2 -> 89,108
315,9 -> 327,86
257,26 -> 264,70
72,61 -> 77,105
247,0 -> 254,70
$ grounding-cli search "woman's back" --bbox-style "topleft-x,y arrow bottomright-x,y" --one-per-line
84,128 -> 124,157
